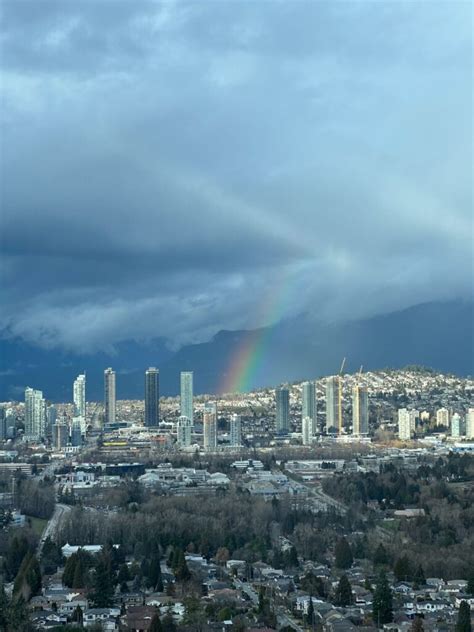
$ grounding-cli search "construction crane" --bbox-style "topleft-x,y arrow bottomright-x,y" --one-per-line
338,357 -> 346,434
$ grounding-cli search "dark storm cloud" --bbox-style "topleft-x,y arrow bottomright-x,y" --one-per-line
1,0 -> 472,352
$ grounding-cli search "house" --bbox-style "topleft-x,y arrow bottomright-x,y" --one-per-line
120,605 -> 159,631
83,607 -> 120,628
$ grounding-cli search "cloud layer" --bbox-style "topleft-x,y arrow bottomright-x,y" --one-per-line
1,1 -> 472,352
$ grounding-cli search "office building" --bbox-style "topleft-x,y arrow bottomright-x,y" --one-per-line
352,385 -> 369,435
73,374 -> 86,418
302,416 -> 313,446
276,386 -> 289,434
326,376 -> 340,433
466,409 -> 474,440
104,368 -> 116,425
46,404 -> 57,436
0,407 -> 6,441
70,418 -> 82,447
230,414 -> 242,447
177,415 -> 192,447
436,408 -> 450,427
180,372 -> 193,426
145,367 -> 160,427
24,387 -> 46,441
451,413 -> 463,438
52,421 -> 69,449
203,402 -> 217,451
302,381 -> 317,435
398,408 -> 412,440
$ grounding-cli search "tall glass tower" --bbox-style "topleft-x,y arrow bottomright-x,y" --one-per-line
24,387 -> 46,440
104,367 -> 116,425
302,381 -> 317,436
352,385 -> 368,435
276,386 -> 289,434
145,367 -> 160,427
325,376 -> 340,433
73,374 -> 86,418
180,372 -> 193,426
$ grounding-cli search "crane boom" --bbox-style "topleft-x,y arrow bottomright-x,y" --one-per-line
339,357 -> 346,375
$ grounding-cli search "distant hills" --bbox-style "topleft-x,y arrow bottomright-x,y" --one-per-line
0,299 -> 472,402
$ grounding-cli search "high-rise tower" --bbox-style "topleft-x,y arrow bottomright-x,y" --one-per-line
180,372 -> 193,426
177,415 -> 192,447
203,402 -> 217,451
230,414 -> 242,447
24,387 -> 46,440
145,367 -> 160,427
352,385 -> 369,435
104,368 -> 116,425
73,374 -> 86,418
326,376 -> 340,433
302,381 -> 317,436
276,386 -> 289,434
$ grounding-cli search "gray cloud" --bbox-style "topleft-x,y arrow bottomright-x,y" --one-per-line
1,0 -> 472,352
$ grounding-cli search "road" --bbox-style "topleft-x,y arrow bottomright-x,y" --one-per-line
38,503 -> 72,557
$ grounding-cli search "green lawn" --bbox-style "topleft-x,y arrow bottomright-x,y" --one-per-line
380,518 -> 401,533
27,516 -> 48,538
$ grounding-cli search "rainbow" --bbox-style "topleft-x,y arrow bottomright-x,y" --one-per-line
219,268 -> 293,394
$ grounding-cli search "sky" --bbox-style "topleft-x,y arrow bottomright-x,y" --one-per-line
1,0 -> 472,354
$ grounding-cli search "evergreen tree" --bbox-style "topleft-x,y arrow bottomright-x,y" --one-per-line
149,612 -> 163,632
373,543 -> 388,565
90,553 -> 115,608
162,611 -> 177,632
456,601 -> 472,632
334,537 -> 353,570
147,555 -> 163,591
413,564 -> 426,588
118,563 -> 130,585
372,571 -> 393,627
173,550 -> 190,582
411,616 -> 424,631
25,555 -> 42,597
334,574 -> 353,606
72,605 -> 83,625
7,595 -> 30,631
306,597 -> 314,626
0,583 -> 9,630
41,537 -> 63,575
394,555 -> 412,582
72,557 -> 86,589
63,554 -> 77,588
467,574 -> 474,596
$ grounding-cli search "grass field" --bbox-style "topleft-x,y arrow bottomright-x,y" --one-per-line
27,516 -> 48,538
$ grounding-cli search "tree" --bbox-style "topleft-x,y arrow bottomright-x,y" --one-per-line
373,543 -> 388,565
90,553 -> 115,608
306,597 -> 314,626
71,605 -> 83,626
372,571 -> 393,627
394,555 -> 412,582
411,616 -> 424,631
215,547 -> 230,565
161,611 -> 177,632
147,555 -> 163,592
334,574 -> 353,606
467,574 -> 474,596
149,612 -> 163,632
334,537 -> 353,570
456,601 -> 472,632
0,583 -> 9,630
413,564 -> 426,588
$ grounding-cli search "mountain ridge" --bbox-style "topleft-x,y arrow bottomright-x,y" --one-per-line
0,299 -> 472,402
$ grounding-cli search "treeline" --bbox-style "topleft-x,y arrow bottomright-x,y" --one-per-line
57,493 -> 363,569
